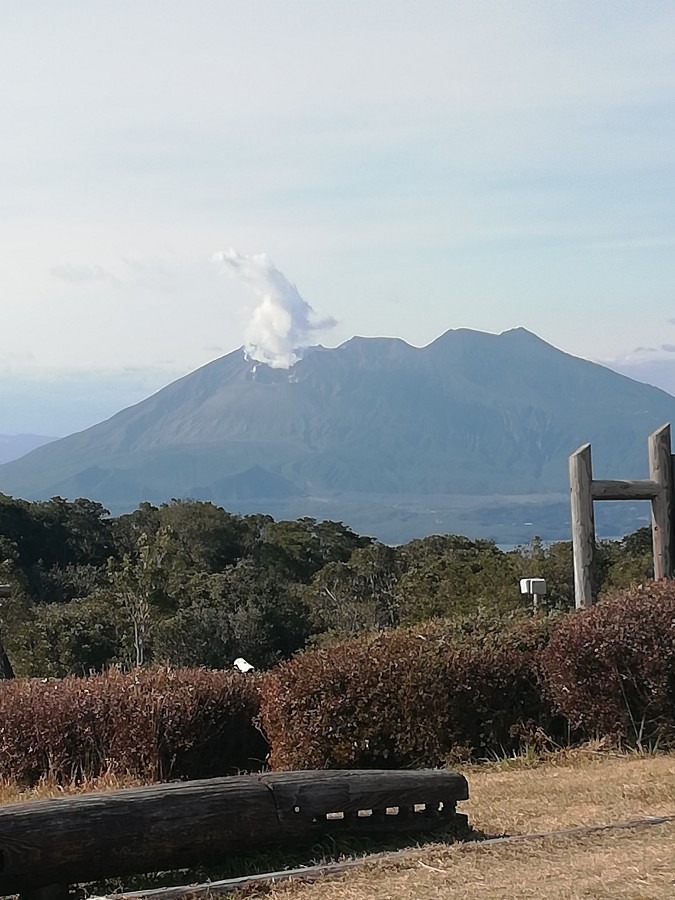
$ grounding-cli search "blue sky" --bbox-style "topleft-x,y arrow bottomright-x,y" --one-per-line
2,1 -> 675,434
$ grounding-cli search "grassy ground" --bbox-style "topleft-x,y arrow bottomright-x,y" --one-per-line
260,825 -> 675,900
460,747 -> 675,833
259,750 -> 675,900
2,750 -> 674,899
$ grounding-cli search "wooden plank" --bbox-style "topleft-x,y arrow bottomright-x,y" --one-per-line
648,424 -> 674,579
569,443 -> 595,608
0,770 -> 468,895
591,479 -> 659,501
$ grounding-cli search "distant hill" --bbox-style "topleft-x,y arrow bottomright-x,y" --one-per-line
0,434 -> 57,465
0,328 -> 672,543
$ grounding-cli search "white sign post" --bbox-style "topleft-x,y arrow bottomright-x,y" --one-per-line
520,577 -> 547,613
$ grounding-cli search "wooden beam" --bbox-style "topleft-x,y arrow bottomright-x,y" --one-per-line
591,479 -> 659,501
648,424 -> 674,579
0,770 -> 469,895
569,443 -> 595,608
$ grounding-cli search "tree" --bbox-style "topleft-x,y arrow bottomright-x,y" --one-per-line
154,561 -> 311,670
600,527 -> 654,593
397,535 -> 523,622
305,542 -> 403,641
257,517 -> 369,582
156,499 -> 251,572
512,537 -> 575,610
107,527 -> 173,667
27,596 -> 125,677
0,582 -> 14,679
32,496 -> 113,568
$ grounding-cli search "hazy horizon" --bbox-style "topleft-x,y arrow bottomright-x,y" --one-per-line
3,3 -> 675,434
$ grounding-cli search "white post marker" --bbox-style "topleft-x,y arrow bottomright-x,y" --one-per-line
233,657 -> 255,673
519,577 -> 547,612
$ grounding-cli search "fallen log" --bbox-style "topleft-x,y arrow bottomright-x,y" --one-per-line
0,769 -> 468,898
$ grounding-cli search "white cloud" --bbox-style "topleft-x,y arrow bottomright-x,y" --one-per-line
214,249 -> 336,368
50,264 -> 122,287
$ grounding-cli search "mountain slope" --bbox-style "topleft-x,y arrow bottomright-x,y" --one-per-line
1,328 -> 674,541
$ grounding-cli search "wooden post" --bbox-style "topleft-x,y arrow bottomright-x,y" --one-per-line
671,451 -> 675,568
569,443 -> 595,609
0,583 -> 14,679
648,424 -> 674,580
571,426 -> 675,604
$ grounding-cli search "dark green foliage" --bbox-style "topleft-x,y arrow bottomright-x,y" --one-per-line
34,562 -> 107,604
305,542 -> 403,640
598,526 -> 654,593
255,517 -> 369,582
397,535 -> 525,622
154,563 -> 311,670
155,500 -> 253,572
0,667 -> 266,784
539,581 -> 675,744
26,596 -> 126,677
0,494 -> 115,600
0,487 -> 667,681
511,537 -> 575,610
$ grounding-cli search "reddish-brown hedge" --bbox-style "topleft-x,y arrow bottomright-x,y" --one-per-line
539,582 -> 675,744
9,582 -> 674,784
0,667 -> 266,784
259,618 -> 555,770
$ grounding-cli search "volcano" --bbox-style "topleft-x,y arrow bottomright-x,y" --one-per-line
1,328 -> 673,543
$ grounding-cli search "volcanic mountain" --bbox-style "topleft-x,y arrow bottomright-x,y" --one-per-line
2,328 -> 674,542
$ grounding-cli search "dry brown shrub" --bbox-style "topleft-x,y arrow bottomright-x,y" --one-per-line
0,667 -> 266,784
539,581 -> 675,745
260,618 -> 556,769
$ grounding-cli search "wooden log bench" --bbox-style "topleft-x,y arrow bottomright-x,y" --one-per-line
0,769 -> 469,899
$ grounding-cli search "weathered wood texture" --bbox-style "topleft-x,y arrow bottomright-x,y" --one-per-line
0,770 -> 469,895
570,424 -> 675,607
590,479 -> 660,501
569,443 -> 595,608
648,424 -> 674,580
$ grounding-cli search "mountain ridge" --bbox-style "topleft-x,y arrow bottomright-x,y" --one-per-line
1,328 -> 673,542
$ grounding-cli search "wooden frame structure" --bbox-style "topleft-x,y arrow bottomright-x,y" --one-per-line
569,423 -> 675,609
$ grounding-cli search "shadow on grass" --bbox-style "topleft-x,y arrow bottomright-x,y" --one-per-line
81,819 -> 482,897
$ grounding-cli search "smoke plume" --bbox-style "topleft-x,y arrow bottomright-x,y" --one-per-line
214,248 -> 336,368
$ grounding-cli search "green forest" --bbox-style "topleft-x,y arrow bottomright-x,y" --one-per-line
0,494 -> 655,679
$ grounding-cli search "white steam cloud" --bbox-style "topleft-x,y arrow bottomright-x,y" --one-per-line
214,248 -> 336,368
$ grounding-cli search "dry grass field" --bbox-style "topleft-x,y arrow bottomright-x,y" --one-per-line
1,750 -> 674,899
260,750 -> 675,900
